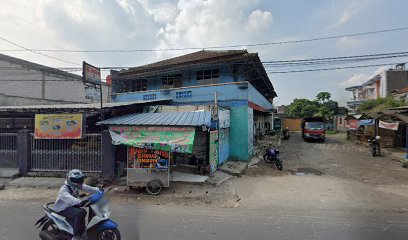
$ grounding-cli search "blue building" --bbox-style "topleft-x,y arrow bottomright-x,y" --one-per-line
110,50 -> 277,162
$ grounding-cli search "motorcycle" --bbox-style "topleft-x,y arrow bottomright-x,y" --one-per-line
368,136 -> 381,156
263,146 -> 283,171
35,190 -> 121,240
282,128 -> 290,140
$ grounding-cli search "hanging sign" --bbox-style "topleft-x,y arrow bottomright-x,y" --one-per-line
83,61 -> 101,85
34,114 -> 83,139
379,120 -> 399,130
109,126 -> 195,153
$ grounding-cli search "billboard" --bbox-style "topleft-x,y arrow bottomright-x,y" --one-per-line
35,114 -> 83,139
83,61 -> 101,84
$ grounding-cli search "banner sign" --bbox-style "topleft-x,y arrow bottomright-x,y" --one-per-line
379,120 -> 399,130
35,114 -> 83,139
128,147 -> 169,169
85,85 -> 101,100
347,119 -> 359,130
109,126 -> 195,153
359,119 -> 375,126
83,61 -> 101,84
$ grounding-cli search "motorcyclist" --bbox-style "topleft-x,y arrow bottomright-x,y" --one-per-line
53,169 -> 100,240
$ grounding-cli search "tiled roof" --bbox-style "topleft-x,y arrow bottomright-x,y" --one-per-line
119,50 -> 252,76
99,111 -> 211,127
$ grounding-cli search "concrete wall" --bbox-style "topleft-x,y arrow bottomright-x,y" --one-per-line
0,58 -> 110,105
218,128 -> 230,164
283,118 -> 302,132
248,83 -> 273,110
386,70 -> 408,95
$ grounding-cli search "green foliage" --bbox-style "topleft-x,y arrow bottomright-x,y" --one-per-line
316,92 -> 331,103
285,92 -> 337,119
357,97 -> 405,113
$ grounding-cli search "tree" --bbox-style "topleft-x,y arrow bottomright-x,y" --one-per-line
316,92 -> 331,104
285,92 -> 338,119
357,97 -> 405,113
285,98 -> 320,118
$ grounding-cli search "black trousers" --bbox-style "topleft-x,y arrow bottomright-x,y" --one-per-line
59,206 -> 87,236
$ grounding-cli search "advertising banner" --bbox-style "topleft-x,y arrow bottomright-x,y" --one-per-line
347,119 -> 359,130
109,126 -> 195,153
35,114 -> 83,139
359,119 -> 375,126
128,147 -> 169,169
209,130 -> 219,173
379,120 -> 399,130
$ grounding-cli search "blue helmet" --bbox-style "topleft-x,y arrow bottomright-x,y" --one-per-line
67,169 -> 85,187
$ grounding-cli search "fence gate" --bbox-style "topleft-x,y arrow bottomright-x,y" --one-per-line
31,134 -> 102,172
0,133 -> 18,168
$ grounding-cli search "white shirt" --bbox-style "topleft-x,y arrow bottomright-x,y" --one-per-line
53,181 -> 99,212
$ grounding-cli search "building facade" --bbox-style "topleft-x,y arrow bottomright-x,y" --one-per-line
0,53 -> 110,106
345,65 -> 408,109
110,50 -> 277,161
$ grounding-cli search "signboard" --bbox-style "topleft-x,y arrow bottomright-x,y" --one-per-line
109,126 -> 195,153
85,85 -> 101,100
35,114 -> 83,139
83,61 -> 101,84
128,147 -> 169,169
273,118 -> 282,131
379,120 -> 399,130
359,119 -> 375,126
347,119 -> 359,130
209,130 -> 219,173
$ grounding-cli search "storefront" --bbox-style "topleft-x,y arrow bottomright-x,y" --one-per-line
99,111 -> 213,194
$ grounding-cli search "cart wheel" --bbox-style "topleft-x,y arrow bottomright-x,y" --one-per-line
145,179 -> 163,195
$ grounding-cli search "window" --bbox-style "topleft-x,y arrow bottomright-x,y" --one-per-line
197,69 -> 220,86
143,94 -> 156,100
130,79 -> 147,92
176,91 -> 192,98
161,74 -> 182,89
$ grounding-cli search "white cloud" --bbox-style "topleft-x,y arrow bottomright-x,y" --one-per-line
155,0 -> 274,59
339,66 -> 390,87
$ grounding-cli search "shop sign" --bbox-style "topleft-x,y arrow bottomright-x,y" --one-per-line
83,61 -> 101,85
109,126 -> 195,153
85,85 -> 101,100
128,147 -> 169,169
35,114 -> 83,139
359,119 -> 375,126
379,120 -> 399,130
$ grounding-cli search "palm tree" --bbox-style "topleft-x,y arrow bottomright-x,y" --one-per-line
316,92 -> 331,104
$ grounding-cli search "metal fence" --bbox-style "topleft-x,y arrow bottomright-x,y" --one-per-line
0,133 -> 18,168
31,134 -> 102,172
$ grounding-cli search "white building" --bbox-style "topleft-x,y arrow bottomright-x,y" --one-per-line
0,53 -> 110,106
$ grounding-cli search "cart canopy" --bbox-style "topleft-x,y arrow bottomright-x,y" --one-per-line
100,111 -> 211,153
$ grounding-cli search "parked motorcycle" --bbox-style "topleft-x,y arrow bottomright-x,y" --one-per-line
282,127 -> 290,140
263,146 -> 283,171
368,136 -> 381,156
35,190 -> 121,240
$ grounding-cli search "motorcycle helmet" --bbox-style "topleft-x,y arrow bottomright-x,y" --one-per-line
375,136 -> 381,140
67,169 -> 85,188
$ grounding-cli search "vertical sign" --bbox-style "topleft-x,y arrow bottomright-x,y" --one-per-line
209,130 -> 219,173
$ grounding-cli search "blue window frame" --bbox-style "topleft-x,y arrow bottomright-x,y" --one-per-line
143,94 -> 157,100
176,91 -> 192,98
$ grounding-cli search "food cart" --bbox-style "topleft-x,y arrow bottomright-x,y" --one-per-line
102,111 -> 212,195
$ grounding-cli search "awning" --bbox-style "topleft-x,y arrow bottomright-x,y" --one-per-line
101,111 -> 212,153
109,126 -> 196,153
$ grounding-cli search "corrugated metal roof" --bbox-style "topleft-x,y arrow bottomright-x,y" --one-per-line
99,111 -> 212,127
0,99 -> 170,111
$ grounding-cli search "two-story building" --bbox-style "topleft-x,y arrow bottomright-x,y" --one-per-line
346,64 -> 408,110
110,50 -> 277,162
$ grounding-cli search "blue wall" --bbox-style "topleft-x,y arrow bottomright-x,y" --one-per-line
248,83 -> 272,110
218,128 -> 230,164
229,106 -> 250,160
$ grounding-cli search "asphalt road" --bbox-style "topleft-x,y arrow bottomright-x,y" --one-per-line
1,133 -> 408,240
0,201 -> 407,240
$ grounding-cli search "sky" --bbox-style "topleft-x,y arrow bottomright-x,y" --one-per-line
0,0 -> 407,106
